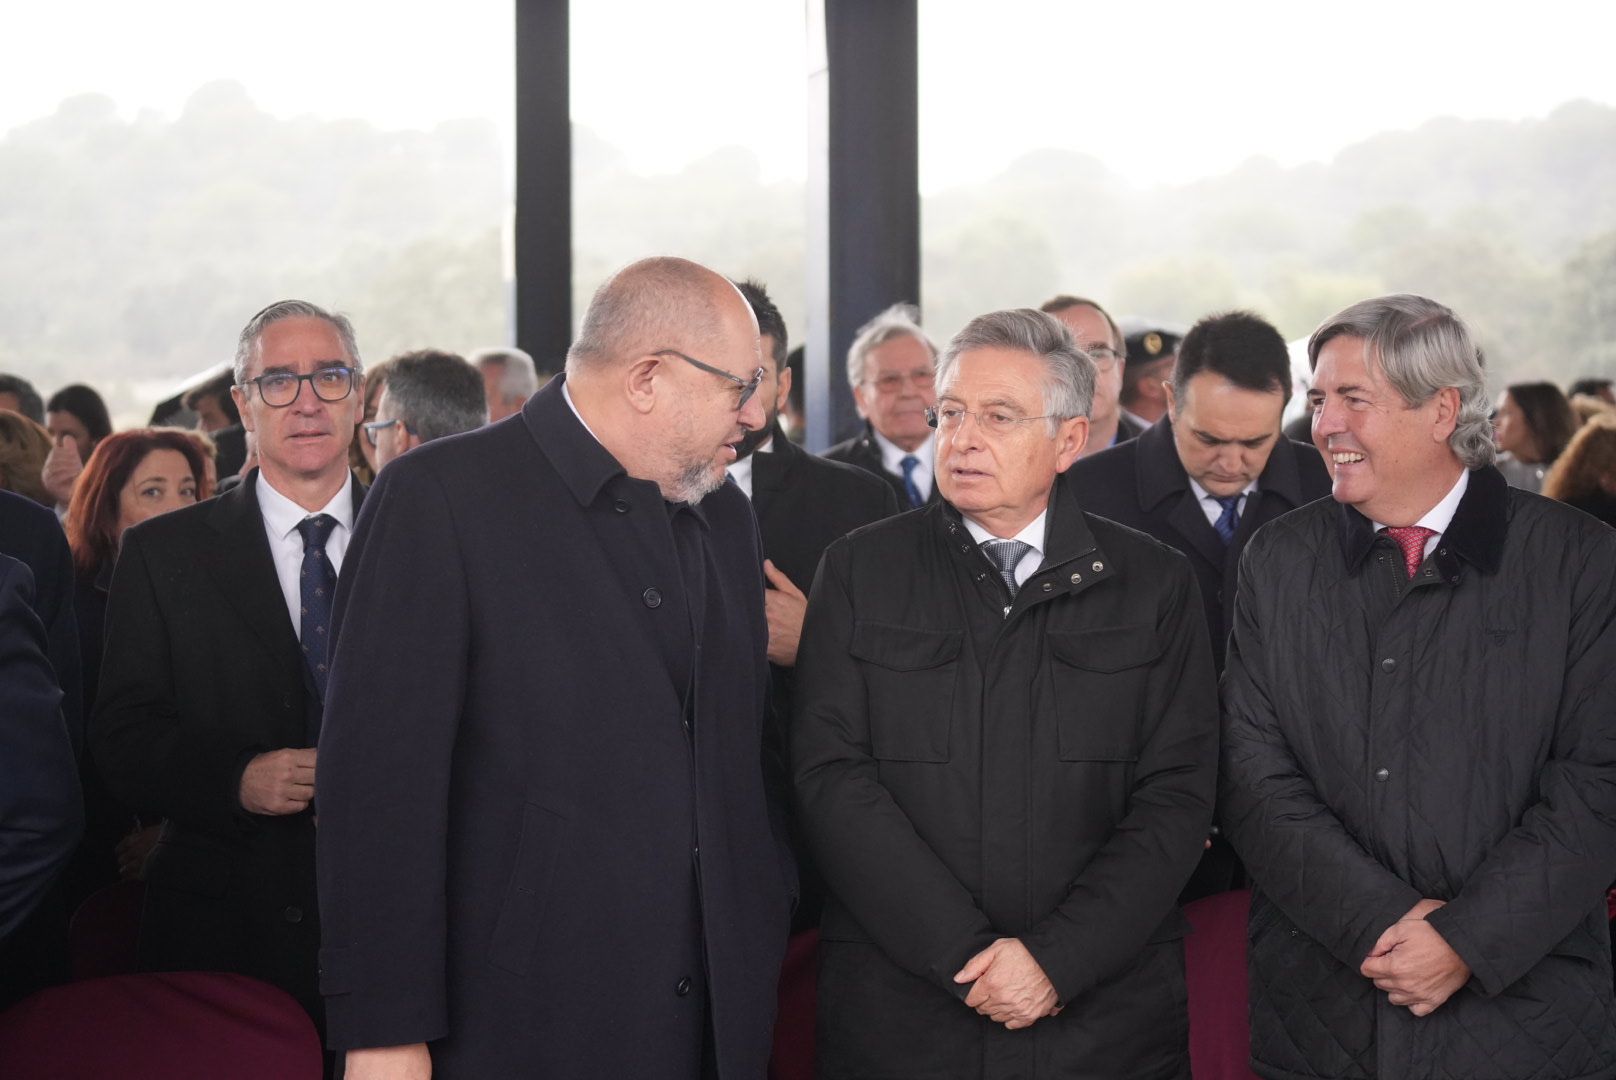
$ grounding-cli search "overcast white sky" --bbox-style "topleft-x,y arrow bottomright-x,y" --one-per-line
6,0 -> 1615,191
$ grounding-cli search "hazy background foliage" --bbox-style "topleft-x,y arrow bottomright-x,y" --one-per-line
1,83 -> 1613,422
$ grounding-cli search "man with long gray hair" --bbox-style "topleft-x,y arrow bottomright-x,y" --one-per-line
1221,293 -> 1616,1079
364,349 -> 488,471
793,308 -> 1218,1076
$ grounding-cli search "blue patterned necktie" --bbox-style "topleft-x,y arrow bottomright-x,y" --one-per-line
981,538 -> 1032,599
900,454 -> 924,508
1212,495 -> 1242,545
296,514 -> 338,701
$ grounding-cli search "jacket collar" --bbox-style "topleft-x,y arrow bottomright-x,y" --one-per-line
747,421 -> 799,509
1134,415 -> 1313,513
1336,464 -> 1508,576
936,476 -> 1118,605
523,375 -> 709,523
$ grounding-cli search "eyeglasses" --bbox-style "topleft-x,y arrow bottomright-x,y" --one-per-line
656,349 -> 766,411
867,368 -> 936,394
361,418 -> 407,448
241,366 -> 357,408
927,404 -> 1057,437
1084,346 -> 1123,370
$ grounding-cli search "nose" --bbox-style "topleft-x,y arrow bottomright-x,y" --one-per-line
289,378 -> 322,412
949,409 -> 987,452
1311,399 -> 1343,442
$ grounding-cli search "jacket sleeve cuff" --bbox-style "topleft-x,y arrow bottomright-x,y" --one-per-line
319,944 -> 449,1051
1424,905 -> 1502,997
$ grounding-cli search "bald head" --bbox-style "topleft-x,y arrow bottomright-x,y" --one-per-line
567,256 -> 756,374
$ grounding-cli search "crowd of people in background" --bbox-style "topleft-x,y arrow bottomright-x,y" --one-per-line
2,268 -> 1616,1080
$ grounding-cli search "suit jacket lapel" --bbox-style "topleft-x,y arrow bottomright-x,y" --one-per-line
1135,420 -> 1228,570
204,474 -> 303,683
748,425 -> 796,522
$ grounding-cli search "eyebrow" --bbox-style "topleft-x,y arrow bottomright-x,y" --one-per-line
259,360 -> 349,375
1193,428 -> 1273,448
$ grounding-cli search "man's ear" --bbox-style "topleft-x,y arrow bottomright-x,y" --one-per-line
851,382 -> 871,421
775,366 -> 793,414
624,354 -> 662,415
231,386 -> 255,434
1431,386 -> 1461,444
1053,415 -> 1090,473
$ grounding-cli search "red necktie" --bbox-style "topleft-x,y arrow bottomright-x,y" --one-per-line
1383,525 -> 1436,579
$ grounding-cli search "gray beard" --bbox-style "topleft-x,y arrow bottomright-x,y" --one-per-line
670,457 -> 725,504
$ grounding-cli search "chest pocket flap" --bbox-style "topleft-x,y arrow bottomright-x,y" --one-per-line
1047,624 -> 1160,762
850,621 -> 961,762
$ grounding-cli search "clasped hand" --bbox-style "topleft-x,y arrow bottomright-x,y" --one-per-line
954,938 -> 1060,1030
1359,898 -> 1469,1017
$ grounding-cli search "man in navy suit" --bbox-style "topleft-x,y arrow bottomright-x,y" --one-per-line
93,300 -> 366,1024
319,257 -> 794,1079
0,554 -> 82,943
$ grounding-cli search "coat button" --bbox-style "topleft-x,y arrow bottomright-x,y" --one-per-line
1041,582 -> 1053,592
283,906 -> 304,924
1070,572 -> 1082,584
1092,561 -> 1104,572
643,588 -> 662,608
1374,767 -> 1390,782
614,499 -> 630,513
676,977 -> 692,996
1381,657 -> 1396,673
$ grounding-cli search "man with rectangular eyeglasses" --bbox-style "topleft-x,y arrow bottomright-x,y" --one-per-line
93,300 -> 367,1035
794,307 -> 1217,1078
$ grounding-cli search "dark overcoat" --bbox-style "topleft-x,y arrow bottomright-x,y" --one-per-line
316,378 -> 794,1078
92,473 -> 361,1018
792,482 -> 1219,1079
1221,467 -> 1616,1079
1064,417 -> 1330,674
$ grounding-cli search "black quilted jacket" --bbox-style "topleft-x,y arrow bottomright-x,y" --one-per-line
1221,466 -> 1616,1079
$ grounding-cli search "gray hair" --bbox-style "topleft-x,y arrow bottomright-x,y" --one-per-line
937,309 -> 1095,435
470,347 -> 540,401
233,299 -> 362,385
381,349 -> 489,443
1308,294 -> 1494,468
845,303 -> 937,388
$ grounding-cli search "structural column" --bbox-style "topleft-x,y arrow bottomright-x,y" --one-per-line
514,0 -> 573,373
805,0 -> 921,450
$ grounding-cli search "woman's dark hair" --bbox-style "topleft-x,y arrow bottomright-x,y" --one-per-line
1505,381 -> 1578,464
66,429 -> 210,576
45,383 -> 114,449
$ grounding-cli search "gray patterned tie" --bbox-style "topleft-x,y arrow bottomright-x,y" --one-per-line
981,538 -> 1032,599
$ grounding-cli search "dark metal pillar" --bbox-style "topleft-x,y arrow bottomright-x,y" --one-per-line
804,0 -> 921,451
514,0 -> 572,373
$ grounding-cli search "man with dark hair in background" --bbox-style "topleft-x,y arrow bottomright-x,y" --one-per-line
92,299 -> 366,1027
0,374 -> 46,425
183,368 -> 248,478
1067,310 -> 1330,674
727,279 -> 897,928
364,349 -> 487,472
1040,295 -> 1144,455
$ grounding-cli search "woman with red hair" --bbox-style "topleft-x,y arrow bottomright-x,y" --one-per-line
66,429 -> 209,883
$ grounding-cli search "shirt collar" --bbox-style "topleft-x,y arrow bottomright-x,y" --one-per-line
871,427 -> 934,474
255,470 -> 354,541
1371,468 -> 1469,538
561,379 -> 605,445
1187,475 -> 1259,505
960,508 -> 1048,559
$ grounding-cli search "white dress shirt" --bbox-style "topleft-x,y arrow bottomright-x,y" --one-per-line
873,429 -> 935,502
1372,468 -> 1469,559
961,509 -> 1048,588
256,471 -> 355,640
1188,476 -> 1260,529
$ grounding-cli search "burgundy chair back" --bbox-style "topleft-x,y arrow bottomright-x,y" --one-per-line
1183,887 -> 1260,1080
68,878 -> 146,980
0,971 -> 322,1079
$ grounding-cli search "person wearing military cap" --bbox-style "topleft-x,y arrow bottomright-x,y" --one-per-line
1120,327 -> 1180,431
